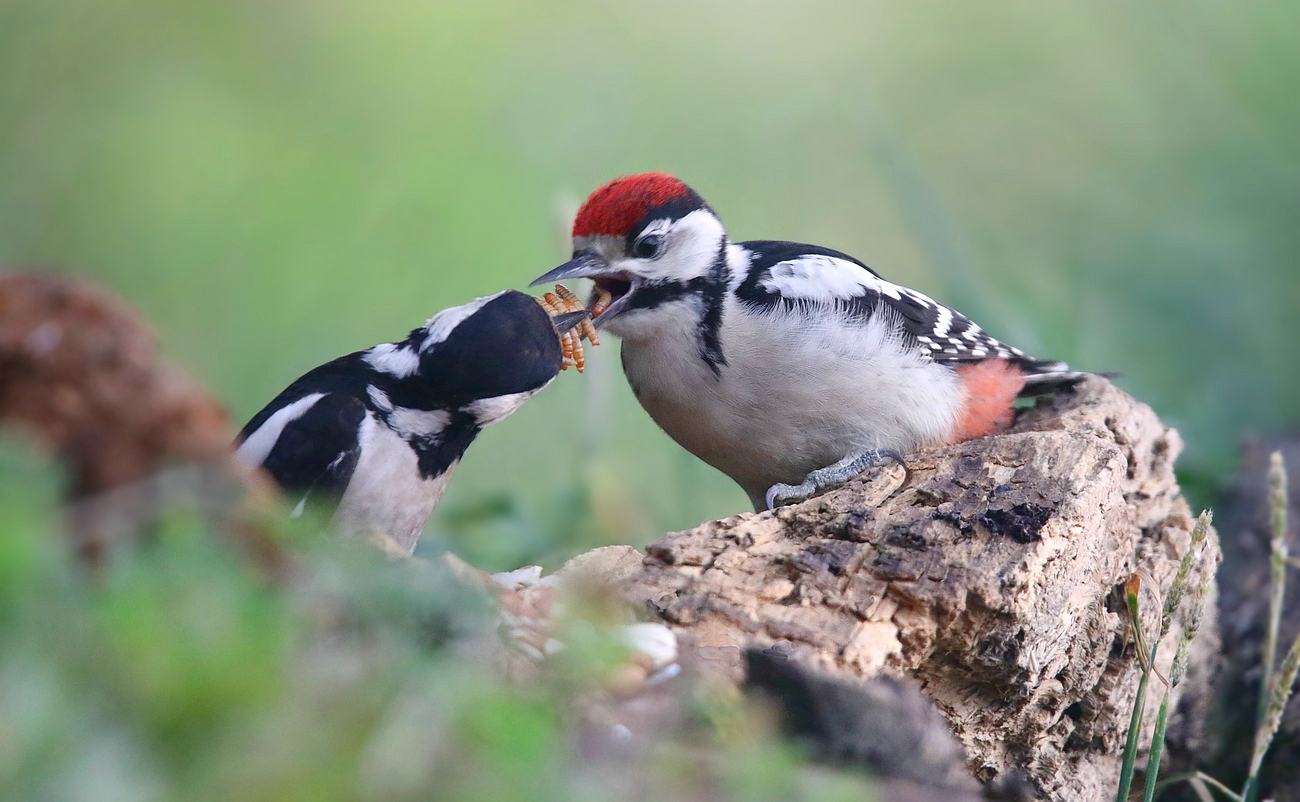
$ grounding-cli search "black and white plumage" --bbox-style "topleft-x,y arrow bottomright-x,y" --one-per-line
732,240 -> 1075,382
533,173 -> 1090,511
235,290 -> 588,552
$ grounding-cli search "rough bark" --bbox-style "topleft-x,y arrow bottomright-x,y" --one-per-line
599,378 -> 1218,801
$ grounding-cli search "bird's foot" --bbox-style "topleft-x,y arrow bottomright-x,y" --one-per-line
764,449 -> 909,511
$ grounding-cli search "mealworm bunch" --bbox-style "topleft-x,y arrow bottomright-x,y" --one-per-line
536,284 -> 600,372
552,284 -> 601,347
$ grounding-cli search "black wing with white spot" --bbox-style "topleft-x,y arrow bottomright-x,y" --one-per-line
236,357 -> 372,511
257,393 -> 365,503
734,240 -> 1074,379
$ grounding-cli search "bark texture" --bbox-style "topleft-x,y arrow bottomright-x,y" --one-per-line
605,378 -> 1218,801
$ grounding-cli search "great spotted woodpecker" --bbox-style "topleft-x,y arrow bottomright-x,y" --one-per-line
533,173 -> 1088,511
235,290 -> 589,553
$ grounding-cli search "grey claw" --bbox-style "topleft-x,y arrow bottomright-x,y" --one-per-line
875,449 -> 911,486
766,481 -> 812,511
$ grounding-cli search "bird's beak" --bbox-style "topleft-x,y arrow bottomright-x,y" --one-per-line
550,309 -> 591,336
529,252 -> 612,285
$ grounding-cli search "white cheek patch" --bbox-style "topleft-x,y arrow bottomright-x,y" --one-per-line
363,343 -> 421,378
235,392 -> 327,467
466,391 -> 538,426
637,209 -> 725,282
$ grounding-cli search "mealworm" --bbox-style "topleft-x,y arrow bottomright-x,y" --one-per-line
545,291 -> 583,372
591,286 -> 613,318
552,284 -> 600,346
535,286 -> 596,373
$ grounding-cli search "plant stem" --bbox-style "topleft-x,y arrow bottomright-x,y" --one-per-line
1257,452 -> 1289,730
1141,690 -> 1172,802
1196,772 -> 1245,802
1148,771 -> 1244,802
1244,453 -> 1290,802
1117,640 -> 1157,802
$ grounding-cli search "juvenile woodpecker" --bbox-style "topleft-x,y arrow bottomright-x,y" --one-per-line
235,290 -> 589,553
533,173 -> 1087,511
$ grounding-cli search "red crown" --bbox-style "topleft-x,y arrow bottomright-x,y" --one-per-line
572,173 -> 693,238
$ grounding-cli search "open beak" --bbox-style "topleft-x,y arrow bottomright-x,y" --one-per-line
531,253 -> 637,329
550,310 -> 590,336
530,252 -> 611,285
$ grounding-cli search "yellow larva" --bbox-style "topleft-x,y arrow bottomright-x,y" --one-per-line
591,286 -> 613,318
535,284 -> 600,373
552,284 -> 600,347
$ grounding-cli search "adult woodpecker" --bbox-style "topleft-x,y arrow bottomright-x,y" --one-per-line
533,173 -> 1088,511
235,290 -> 589,553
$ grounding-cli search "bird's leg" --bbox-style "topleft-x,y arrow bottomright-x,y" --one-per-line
764,449 -> 909,510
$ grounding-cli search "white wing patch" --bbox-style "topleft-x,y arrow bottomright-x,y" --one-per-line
755,252 -> 1036,364
761,255 -> 874,302
235,392 -> 327,468
759,254 -> 929,305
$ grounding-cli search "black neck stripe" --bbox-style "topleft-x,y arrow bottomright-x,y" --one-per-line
624,278 -> 703,312
697,240 -> 729,376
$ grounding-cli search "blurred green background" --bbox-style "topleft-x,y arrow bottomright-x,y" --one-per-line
3,0 -> 1298,570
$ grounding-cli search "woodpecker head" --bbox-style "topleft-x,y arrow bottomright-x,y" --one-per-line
531,173 -> 728,340
368,290 -> 587,423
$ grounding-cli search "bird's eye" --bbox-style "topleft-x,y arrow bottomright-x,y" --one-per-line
633,234 -> 661,259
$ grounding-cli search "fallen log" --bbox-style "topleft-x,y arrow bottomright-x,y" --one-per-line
591,377 -> 1218,801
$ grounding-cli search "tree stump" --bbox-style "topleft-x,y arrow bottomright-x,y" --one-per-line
604,378 -> 1218,801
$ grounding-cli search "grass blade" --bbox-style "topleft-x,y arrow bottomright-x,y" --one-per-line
1243,452 -> 1290,802
1257,452 -> 1289,728
1145,537 -> 1217,802
1141,690 -> 1172,802
1118,573 -> 1157,802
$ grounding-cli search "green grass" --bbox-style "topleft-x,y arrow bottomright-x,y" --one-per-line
0,440 -> 882,802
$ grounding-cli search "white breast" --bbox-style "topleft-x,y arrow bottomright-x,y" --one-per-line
332,412 -> 453,554
620,298 -> 963,505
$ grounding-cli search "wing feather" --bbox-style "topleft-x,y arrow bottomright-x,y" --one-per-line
735,241 -> 1071,379
238,391 -> 366,512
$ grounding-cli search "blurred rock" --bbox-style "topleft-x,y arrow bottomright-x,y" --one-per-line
744,646 -> 985,796
0,270 -> 280,570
